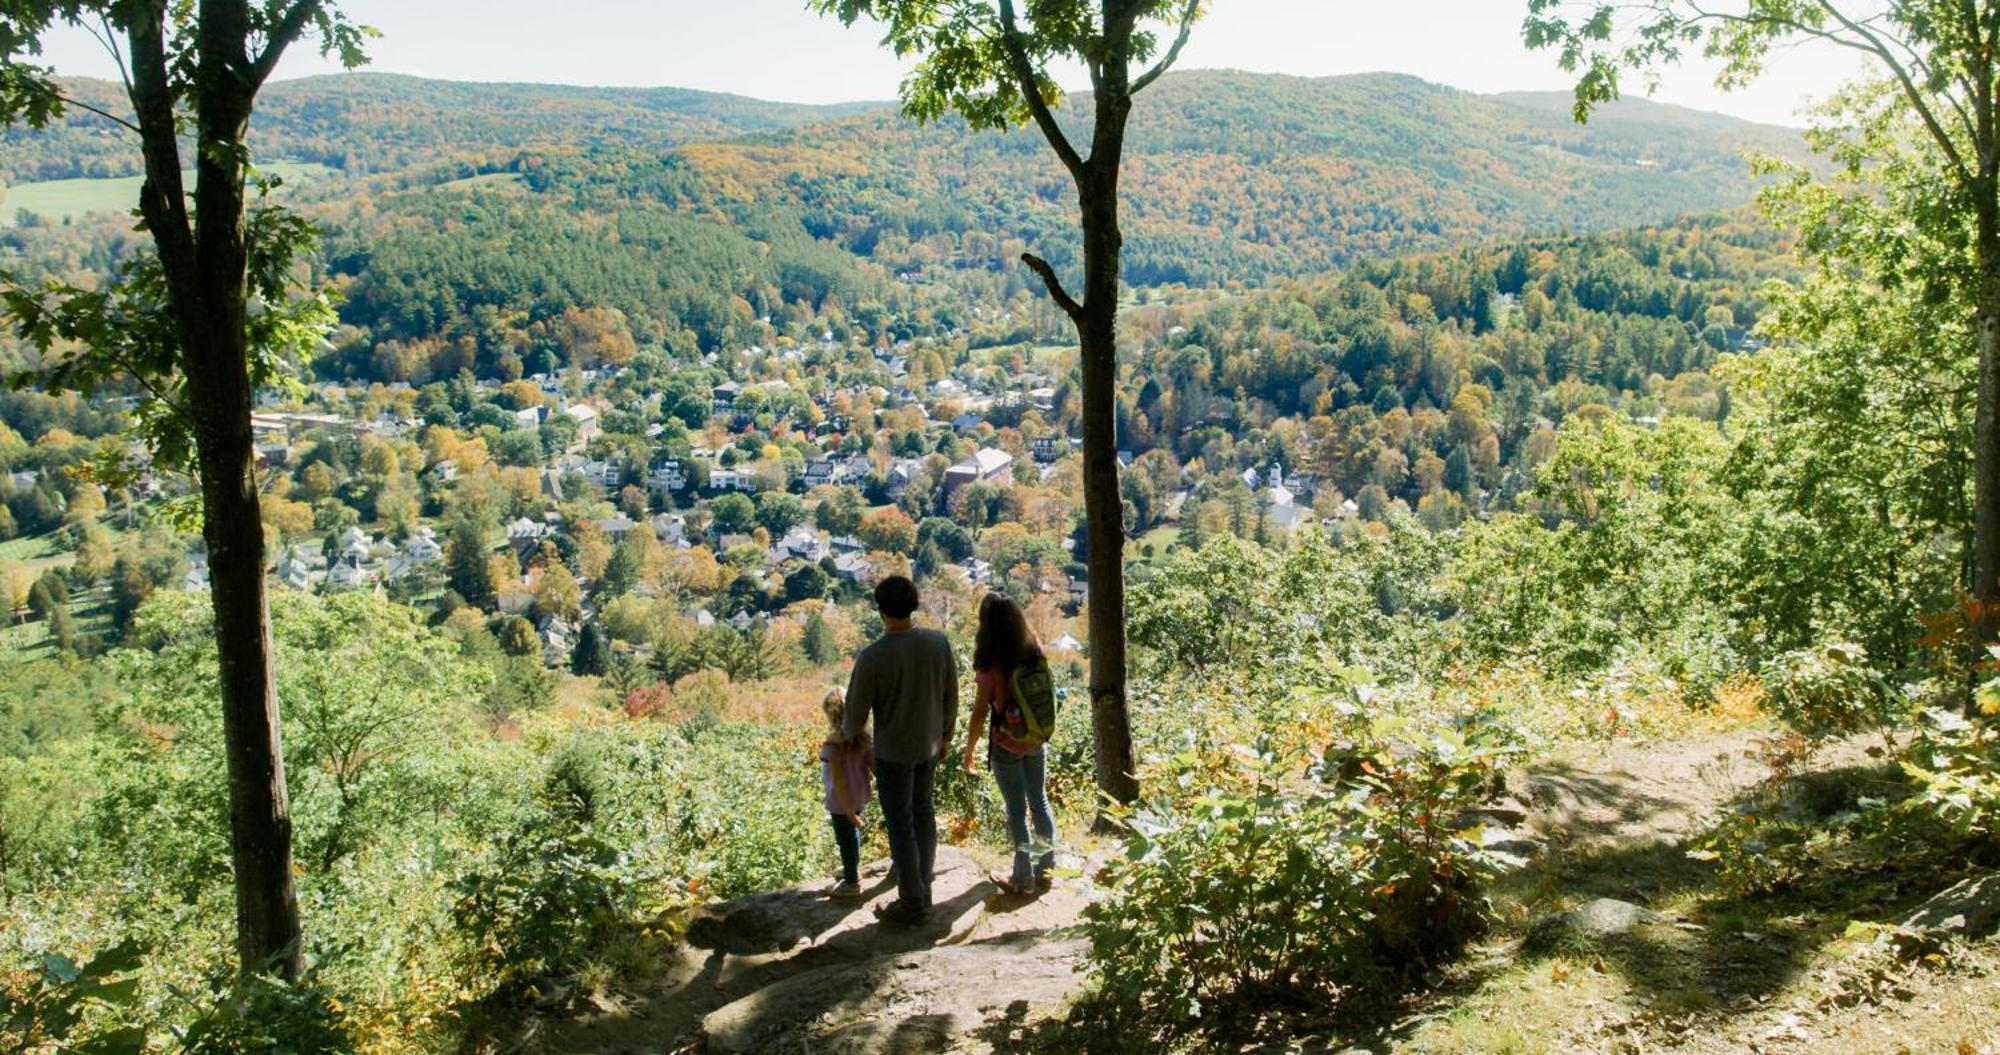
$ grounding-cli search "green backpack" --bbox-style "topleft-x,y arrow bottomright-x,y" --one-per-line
1005,656 -> 1060,747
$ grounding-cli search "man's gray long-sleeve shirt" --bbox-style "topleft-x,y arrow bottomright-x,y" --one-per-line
842,627 -> 959,765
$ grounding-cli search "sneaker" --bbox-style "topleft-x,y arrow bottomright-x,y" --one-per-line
1034,873 -> 1054,893
825,879 -> 864,901
872,900 -> 928,926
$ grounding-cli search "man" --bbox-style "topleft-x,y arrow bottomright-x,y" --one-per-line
842,574 -> 959,924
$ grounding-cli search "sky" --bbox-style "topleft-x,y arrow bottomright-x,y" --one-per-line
31,0 -> 1868,127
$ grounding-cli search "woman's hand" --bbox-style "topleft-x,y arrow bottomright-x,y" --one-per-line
962,745 -> 979,774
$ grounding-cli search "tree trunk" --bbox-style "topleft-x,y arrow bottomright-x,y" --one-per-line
1973,193 -> 2000,689
1077,174 -> 1137,807
121,0 -> 305,979
1076,74 -> 1139,807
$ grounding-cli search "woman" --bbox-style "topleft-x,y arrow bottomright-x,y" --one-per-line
962,593 -> 1057,894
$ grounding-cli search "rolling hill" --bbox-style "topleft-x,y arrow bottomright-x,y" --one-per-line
0,68 -> 1805,366
674,70 -> 1807,286
0,72 -> 891,183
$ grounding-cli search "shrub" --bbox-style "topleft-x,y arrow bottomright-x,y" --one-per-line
1759,640 -> 1902,739
1904,677 -> 2000,843
1081,710 -> 1507,1033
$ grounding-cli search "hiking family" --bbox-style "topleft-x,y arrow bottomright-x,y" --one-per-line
817,574 -> 1062,925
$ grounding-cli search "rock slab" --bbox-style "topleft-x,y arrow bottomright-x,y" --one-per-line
1526,897 -> 1666,951
702,937 -> 1087,1054
1898,873 -> 2000,939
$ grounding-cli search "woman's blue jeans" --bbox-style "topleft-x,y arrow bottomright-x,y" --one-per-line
989,742 -> 1056,888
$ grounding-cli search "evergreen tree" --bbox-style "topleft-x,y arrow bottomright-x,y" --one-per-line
48,601 -> 78,656
446,519 -> 496,609
1176,512 -> 1204,553
571,622 -> 610,676
1444,446 -> 1476,500
802,608 -> 840,666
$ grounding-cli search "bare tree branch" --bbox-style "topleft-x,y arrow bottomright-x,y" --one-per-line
1021,252 -> 1083,318
54,91 -> 140,133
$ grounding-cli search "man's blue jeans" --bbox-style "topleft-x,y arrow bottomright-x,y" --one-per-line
874,756 -> 936,912
989,743 -> 1056,889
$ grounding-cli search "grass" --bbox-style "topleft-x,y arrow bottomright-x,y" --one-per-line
0,531 -> 64,564
1,162 -> 335,227
0,589 -> 115,663
1130,525 -> 1181,566
434,171 -> 527,193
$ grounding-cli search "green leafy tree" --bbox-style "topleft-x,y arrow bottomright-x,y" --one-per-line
755,492 -> 806,536
1720,165 -> 1973,664
709,492 -> 757,536
815,486 -> 865,536
916,516 -> 974,563
497,615 -> 539,657
784,562 -> 831,604
534,562 -> 582,622
1524,0 -> 2000,659
0,0 -> 369,979
814,0 -> 1206,807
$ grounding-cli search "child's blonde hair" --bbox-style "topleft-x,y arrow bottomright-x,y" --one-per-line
821,687 -> 846,733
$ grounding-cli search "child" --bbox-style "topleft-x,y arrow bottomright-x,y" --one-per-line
818,687 -> 871,900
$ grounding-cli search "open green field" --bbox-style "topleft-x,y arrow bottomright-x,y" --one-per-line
1,161 -> 336,227
1129,525 -> 1181,566
434,171 -> 527,193
0,589 -> 114,663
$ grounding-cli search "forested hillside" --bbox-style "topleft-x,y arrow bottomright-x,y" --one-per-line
0,70 -> 1804,373
682,70 -> 1807,285
0,73 -> 889,182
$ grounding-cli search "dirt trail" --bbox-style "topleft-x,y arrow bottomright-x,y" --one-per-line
528,729 -> 1992,1054
536,845 -> 1096,1054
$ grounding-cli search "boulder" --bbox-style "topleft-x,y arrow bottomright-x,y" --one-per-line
1897,874 -> 2000,939
1526,897 -> 1665,952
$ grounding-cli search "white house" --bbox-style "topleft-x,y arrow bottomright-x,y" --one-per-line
779,525 -> 830,562
403,527 -> 443,563
801,460 -> 837,488
648,457 -> 689,492
563,403 -> 601,446
275,550 -> 312,590
581,458 -> 624,488
944,447 -> 1014,491
708,467 -> 762,493
324,557 -> 370,592
832,552 -> 874,583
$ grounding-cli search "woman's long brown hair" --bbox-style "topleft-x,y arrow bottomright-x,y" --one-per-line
972,592 -> 1043,672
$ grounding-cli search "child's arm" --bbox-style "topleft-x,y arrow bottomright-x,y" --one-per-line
963,675 -> 991,772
